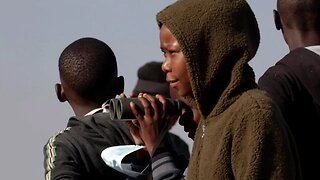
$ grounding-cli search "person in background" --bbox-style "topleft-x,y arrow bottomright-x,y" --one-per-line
131,61 -> 170,98
43,37 -> 135,180
258,0 -> 320,179
128,0 -> 301,179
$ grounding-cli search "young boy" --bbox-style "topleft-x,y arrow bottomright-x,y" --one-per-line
258,0 -> 320,179
129,0 -> 301,179
43,37 -> 134,180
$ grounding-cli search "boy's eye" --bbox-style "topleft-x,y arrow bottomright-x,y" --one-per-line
167,50 -> 177,55
162,49 -> 179,57
162,51 -> 167,57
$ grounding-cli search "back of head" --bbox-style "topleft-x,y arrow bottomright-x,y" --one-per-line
59,37 -> 119,104
132,61 -> 170,97
277,0 -> 320,32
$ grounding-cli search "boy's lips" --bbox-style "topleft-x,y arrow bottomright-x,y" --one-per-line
167,79 -> 178,87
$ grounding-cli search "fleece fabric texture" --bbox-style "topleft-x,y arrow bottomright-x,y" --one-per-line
157,0 -> 301,179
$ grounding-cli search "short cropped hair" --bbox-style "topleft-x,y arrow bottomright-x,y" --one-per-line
59,37 -> 117,101
278,0 -> 320,32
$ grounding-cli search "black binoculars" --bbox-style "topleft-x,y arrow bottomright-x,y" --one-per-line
109,98 -> 185,120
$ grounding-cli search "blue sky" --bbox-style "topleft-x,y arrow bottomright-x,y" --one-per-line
0,1 -> 287,179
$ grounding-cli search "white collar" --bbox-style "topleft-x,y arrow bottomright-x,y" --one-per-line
305,45 -> 320,56
84,101 -> 109,116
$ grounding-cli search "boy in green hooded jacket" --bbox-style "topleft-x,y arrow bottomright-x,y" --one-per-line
128,0 -> 301,179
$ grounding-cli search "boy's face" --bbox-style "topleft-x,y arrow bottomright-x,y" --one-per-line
159,25 -> 192,98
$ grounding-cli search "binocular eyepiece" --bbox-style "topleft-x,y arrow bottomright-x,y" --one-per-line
109,98 -> 185,121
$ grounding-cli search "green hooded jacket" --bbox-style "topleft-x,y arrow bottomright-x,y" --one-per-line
157,0 -> 301,179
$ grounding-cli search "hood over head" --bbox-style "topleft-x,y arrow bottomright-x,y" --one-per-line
157,0 -> 260,117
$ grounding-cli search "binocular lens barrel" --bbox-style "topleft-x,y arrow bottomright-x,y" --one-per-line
109,99 -> 118,120
109,98 -> 184,121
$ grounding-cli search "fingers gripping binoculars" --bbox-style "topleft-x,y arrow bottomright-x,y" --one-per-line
109,98 -> 185,120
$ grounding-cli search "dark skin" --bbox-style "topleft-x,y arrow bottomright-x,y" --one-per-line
265,1 -> 320,178
274,0 -> 320,50
128,93 -> 169,154
126,25 -> 202,155
55,76 -> 124,117
128,92 -> 201,155
126,88 -> 185,154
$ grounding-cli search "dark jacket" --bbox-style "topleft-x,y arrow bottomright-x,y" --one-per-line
44,110 -> 190,180
43,112 -> 134,180
259,47 -> 320,180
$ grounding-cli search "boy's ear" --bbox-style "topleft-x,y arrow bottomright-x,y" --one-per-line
55,83 -> 67,102
273,9 -> 282,30
114,76 -> 124,95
